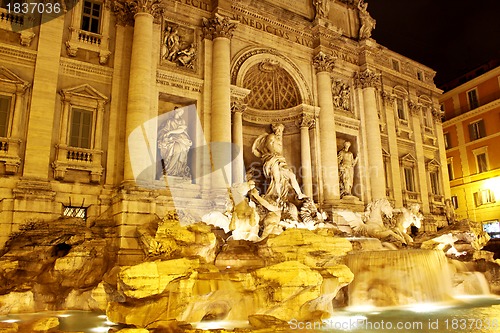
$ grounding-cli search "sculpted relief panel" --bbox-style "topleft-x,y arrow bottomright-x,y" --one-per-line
161,21 -> 197,70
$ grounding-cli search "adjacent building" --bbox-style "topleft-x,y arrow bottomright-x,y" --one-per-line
441,60 -> 500,233
0,0 -> 450,263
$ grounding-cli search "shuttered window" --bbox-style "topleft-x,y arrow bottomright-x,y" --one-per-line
69,108 -> 92,148
468,120 -> 486,141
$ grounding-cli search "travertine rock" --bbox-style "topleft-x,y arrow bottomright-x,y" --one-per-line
252,261 -> 323,320
261,228 -> 352,267
32,317 -> 59,331
0,291 -> 35,314
118,258 -> 199,299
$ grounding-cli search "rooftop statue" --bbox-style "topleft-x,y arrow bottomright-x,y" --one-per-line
357,0 -> 376,39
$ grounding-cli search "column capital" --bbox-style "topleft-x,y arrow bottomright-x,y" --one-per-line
231,99 -> 247,114
313,51 -> 336,73
407,100 -> 420,116
297,113 -> 316,129
353,69 -> 381,89
380,91 -> 395,105
432,107 -> 443,123
111,0 -> 164,26
202,13 -> 238,40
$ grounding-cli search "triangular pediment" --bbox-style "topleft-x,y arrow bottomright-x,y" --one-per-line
426,158 -> 440,168
60,84 -> 108,102
0,66 -> 30,90
400,153 -> 416,163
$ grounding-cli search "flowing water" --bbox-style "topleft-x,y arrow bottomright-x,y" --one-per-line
345,249 -> 455,307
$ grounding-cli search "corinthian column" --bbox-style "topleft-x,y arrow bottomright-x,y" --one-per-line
203,14 -> 237,188
298,114 -> 315,197
354,69 -> 386,200
313,52 -> 340,203
119,0 -> 164,185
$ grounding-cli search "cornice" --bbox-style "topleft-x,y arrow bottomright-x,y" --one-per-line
0,44 -> 37,67
60,58 -> 113,84
442,98 -> 500,127
440,66 -> 500,100
156,69 -> 204,90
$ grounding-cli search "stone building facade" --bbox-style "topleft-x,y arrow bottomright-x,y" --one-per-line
441,62 -> 500,229
0,0 -> 449,262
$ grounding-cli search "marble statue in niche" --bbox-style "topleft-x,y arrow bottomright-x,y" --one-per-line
161,23 -> 197,69
357,0 -> 376,39
158,107 -> 192,178
337,140 -> 358,197
252,123 -> 306,206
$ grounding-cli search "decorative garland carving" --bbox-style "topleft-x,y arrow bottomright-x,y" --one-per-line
202,13 -> 238,40
312,51 -> 335,72
353,69 -> 380,89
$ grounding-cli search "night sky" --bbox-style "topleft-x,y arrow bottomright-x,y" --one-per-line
366,0 -> 500,88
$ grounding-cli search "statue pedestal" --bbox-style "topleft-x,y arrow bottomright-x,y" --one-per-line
161,175 -> 192,187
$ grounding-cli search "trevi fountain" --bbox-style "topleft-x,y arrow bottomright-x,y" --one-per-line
0,117 -> 499,333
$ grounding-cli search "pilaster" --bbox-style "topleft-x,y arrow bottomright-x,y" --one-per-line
22,12 -> 65,179
409,100 -> 430,214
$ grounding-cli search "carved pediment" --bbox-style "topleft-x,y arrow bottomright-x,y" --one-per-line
400,153 -> 416,164
426,158 -> 440,169
60,84 -> 109,102
0,66 -> 30,92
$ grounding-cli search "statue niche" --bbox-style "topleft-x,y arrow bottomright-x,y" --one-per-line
158,107 -> 192,179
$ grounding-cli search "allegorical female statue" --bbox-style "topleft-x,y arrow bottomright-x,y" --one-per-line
158,107 -> 192,178
337,140 -> 358,197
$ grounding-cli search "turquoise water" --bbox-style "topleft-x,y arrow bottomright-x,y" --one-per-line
2,297 -> 500,332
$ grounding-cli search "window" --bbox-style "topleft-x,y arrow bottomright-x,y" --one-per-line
467,89 -> 479,110
429,171 -> 440,194
423,106 -> 433,128
63,205 -> 88,221
396,98 -> 406,120
476,153 -> 488,173
66,0 -> 111,64
444,132 -> 451,149
474,189 -> 495,206
468,119 -> 486,141
451,195 -> 458,209
81,1 -> 101,34
0,95 -> 11,138
392,59 -> 400,72
404,167 -> 415,192
69,108 -> 93,149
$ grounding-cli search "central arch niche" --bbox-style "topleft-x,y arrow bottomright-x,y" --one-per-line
231,49 -> 317,198
243,59 -> 302,110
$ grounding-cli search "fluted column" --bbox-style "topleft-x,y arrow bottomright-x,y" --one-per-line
120,0 -> 163,185
231,100 -> 246,184
203,14 -> 237,188
313,52 -> 340,203
298,114 -> 315,197
355,69 -> 386,200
